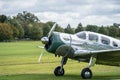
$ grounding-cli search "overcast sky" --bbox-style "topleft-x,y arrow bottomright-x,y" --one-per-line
0,0 -> 120,28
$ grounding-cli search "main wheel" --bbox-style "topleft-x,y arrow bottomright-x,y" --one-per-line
54,66 -> 64,76
81,68 -> 92,79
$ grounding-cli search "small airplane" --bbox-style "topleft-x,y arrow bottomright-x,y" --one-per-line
40,23 -> 120,79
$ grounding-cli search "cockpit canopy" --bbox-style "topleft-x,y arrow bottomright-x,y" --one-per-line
76,31 -> 119,47
76,32 -> 86,39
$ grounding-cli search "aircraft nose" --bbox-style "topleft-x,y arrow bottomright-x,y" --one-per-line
41,37 -> 49,44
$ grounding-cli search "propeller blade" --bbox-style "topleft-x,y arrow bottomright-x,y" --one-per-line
38,50 -> 43,63
37,46 -> 44,49
48,23 -> 57,38
37,46 -> 44,63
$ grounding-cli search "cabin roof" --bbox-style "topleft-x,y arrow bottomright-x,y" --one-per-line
75,31 -> 120,47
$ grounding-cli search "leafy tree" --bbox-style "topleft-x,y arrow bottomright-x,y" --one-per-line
64,24 -> 75,34
75,23 -> 84,33
55,24 -> 64,32
46,21 -> 55,28
11,11 -> 40,38
42,23 -> 51,36
0,23 -> 13,41
23,22 -> 32,38
98,26 -> 109,35
113,23 -> 120,28
16,11 -> 39,23
10,25 -> 19,38
9,18 -> 24,38
0,15 -> 7,23
108,26 -> 119,37
117,28 -> 120,37
30,24 -> 43,40
86,25 -> 98,32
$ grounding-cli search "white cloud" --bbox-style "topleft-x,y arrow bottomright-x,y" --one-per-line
35,12 -> 81,27
0,0 -> 120,28
13,0 -> 37,8
81,15 -> 115,26
0,0 -> 37,14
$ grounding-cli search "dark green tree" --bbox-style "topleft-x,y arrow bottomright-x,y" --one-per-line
0,15 -> 7,23
9,18 -> 24,38
16,11 -> 39,23
64,24 -> 75,34
42,23 -> 51,36
55,24 -> 64,32
113,23 -> 120,28
98,26 -> 109,35
23,22 -> 32,38
75,23 -> 84,33
117,28 -> 120,37
86,25 -> 98,32
46,21 -> 55,28
12,11 -> 40,38
108,26 -> 119,37
30,24 -> 43,40
10,25 -> 19,38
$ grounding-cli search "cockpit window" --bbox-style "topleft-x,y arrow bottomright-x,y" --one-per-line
101,36 -> 110,45
89,34 -> 98,42
76,32 -> 86,39
113,41 -> 118,47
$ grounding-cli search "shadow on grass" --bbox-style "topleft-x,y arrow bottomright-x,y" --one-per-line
0,74 -> 120,80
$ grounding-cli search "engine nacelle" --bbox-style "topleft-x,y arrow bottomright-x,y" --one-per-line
55,45 -> 75,58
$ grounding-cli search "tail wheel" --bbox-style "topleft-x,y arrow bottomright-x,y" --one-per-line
54,66 -> 64,76
81,68 -> 92,79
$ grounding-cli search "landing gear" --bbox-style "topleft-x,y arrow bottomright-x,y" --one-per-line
54,57 -> 68,76
81,56 -> 96,79
81,68 -> 92,79
54,66 -> 64,76
54,56 -> 96,79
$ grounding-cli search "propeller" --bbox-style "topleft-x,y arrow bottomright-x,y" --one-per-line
37,46 -> 44,63
48,23 -> 57,38
38,23 -> 57,63
41,23 -> 57,44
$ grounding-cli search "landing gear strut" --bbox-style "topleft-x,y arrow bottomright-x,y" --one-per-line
81,56 -> 96,79
54,57 -> 68,76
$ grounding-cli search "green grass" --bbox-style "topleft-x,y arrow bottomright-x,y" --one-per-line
0,41 -> 120,80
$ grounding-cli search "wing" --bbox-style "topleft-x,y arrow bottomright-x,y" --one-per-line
74,48 -> 120,56
55,44 -> 120,57
74,47 -> 120,66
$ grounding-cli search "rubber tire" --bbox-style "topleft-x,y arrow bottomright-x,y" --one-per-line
54,66 -> 64,76
81,68 -> 92,79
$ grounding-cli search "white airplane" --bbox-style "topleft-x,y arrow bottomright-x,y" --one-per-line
40,23 -> 120,79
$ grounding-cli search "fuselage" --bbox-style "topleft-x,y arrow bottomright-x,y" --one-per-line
45,31 -> 120,66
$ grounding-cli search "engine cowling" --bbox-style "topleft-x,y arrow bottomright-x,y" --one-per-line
55,45 -> 75,58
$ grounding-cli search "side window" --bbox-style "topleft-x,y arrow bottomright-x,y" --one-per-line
113,41 -> 118,47
101,36 -> 110,45
77,32 -> 86,39
89,34 -> 98,42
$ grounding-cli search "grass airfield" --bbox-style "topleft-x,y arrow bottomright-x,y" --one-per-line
0,41 -> 120,80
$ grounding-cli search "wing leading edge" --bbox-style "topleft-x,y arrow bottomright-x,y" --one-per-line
74,48 -> 120,56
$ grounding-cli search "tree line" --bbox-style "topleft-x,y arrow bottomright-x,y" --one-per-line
0,11 -> 120,41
